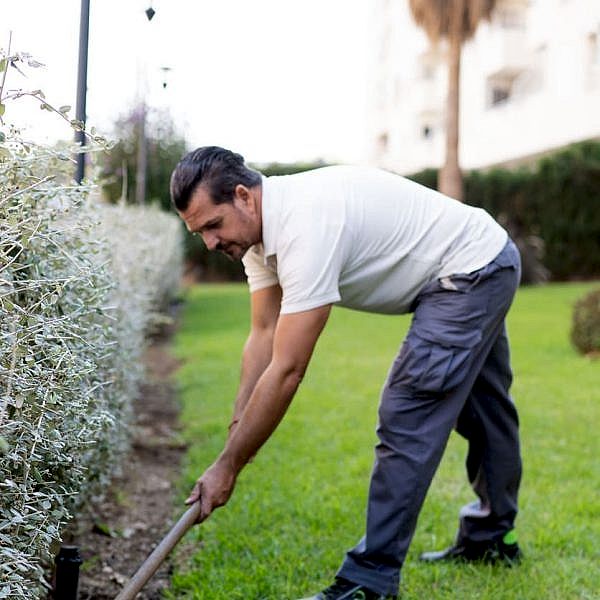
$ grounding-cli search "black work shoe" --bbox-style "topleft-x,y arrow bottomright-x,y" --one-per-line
298,577 -> 397,600
419,532 -> 522,566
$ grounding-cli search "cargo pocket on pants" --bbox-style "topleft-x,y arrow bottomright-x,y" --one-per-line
390,331 -> 482,395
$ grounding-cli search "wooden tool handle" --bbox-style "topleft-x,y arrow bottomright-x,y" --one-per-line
114,502 -> 202,600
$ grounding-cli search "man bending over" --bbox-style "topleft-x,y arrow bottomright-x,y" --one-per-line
170,146 -> 522,599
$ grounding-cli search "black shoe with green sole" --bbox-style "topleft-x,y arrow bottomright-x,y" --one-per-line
298,577 -> 397,600
419,530 -> 522,565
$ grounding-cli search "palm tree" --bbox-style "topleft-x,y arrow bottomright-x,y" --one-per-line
409,0 -> 497,201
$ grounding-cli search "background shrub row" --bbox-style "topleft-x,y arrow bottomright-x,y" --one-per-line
0,136 -> 183,597
409,140 -> 600,282
183,141 -> 600,283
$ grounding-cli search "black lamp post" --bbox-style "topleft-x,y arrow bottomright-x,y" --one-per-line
74,0 -> 90,184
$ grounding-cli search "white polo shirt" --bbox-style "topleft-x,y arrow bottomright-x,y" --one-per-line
242,166 -> 507,315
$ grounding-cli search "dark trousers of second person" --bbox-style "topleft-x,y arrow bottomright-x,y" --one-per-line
337,239 -> 522,596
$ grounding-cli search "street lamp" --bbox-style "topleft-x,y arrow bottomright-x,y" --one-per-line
160,66 -> 172,89
74,2 -> 156,184
74,0 -> 90,183
135,5 -> 158,204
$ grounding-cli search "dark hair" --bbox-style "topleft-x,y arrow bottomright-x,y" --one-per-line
170,146 -> 262,211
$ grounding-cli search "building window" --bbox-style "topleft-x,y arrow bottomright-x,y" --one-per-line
379,24 -> 391,63
496,5 -> 526,29
587,28 -> 600,88
422,64 -> 435,80
377,132 -> 389,153
417,50 -> 440,81
590,31 -> 600,67
395,76 -> 403,103
492,86 -> 510,105
376,80 -> 387,110
487,74 -> 515,107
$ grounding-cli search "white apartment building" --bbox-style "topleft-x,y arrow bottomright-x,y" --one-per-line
369,0 -> 600,174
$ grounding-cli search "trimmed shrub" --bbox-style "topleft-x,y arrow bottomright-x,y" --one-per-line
0,134 -> 182,597
571,288 -> 600,355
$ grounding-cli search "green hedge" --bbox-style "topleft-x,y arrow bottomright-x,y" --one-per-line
409,141 -> 600,280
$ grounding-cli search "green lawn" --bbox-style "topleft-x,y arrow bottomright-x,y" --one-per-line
168,282 -> 600,600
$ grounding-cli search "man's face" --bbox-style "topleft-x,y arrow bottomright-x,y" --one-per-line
179,184 -> 261,261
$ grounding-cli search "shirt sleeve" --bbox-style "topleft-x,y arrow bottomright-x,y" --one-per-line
242,246 -> 279,292
277,215 -> 345,314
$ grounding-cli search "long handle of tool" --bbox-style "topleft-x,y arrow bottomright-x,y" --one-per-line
114,502 -> 202,600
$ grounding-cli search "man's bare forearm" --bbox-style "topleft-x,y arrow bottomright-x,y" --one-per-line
220,359 -> 303,473
221,305 -> 331,473
229,329 -> 274,431
185,305 -> 330,522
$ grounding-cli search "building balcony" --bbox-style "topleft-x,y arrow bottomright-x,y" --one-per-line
481,27 -> 530,78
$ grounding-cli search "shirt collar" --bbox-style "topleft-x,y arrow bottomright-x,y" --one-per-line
259,174 -> 278,259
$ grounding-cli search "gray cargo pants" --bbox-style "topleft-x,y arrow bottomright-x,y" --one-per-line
337,239 -> 522,596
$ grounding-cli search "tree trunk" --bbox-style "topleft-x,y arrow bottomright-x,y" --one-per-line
439,32 -> 463,201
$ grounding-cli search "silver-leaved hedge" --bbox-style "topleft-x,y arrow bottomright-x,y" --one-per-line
0,132 -> 183,598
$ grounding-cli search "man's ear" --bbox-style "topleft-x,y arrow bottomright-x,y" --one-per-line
234,184 -> 249,203
235,184 -> 258,214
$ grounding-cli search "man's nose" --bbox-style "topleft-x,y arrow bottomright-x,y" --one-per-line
202,232 -> 219,251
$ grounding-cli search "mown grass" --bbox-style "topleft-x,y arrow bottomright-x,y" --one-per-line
168,282 -> 600,600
